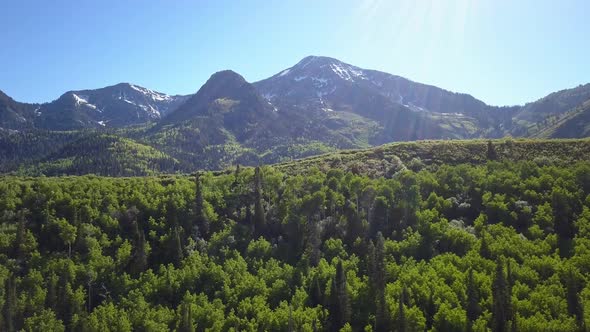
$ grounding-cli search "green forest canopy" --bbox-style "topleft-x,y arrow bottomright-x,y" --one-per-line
1,157 -> 590,331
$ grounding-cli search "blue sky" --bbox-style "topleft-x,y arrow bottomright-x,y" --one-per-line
1,0 -> 589,106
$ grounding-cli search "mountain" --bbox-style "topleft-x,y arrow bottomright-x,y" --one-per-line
162,70 -> 279,130
152,70 -> 311,169
0,90 -> 38,129
9,83 -> 188,130
1,56 -> 590,175
510,83 -> 590,137
254,56 -> 516,142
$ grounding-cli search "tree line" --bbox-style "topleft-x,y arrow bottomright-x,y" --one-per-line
0,159 -> 589,331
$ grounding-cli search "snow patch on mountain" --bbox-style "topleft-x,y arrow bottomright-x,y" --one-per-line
118,94 -> 161,118
330,63 -> 365,82
72,93 -> 98,110
129,84 -> 172,102
279,69 -> 291,77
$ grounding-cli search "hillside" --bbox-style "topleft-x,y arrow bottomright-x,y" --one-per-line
275,138 -> 590,177
9,134 -> 179,176
1,57 -> 590,173
1,141 -> 589,330
0,90 -> 38,130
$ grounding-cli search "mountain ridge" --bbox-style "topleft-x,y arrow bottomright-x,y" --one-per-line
1,56 -> 590,174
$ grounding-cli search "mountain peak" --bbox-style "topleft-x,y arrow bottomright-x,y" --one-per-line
161,69 -> 272,125
207,70 -> 247,84
194,70 -> 250,98
266,55 -> 366,84
295,55 -> 342,67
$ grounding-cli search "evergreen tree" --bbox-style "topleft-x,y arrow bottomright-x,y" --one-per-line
344,202 -> 363,247
12,211 -> 27,263
56,267 -> 71,324
370,197 -> 389,239
373,233 -> 389,332
45,273 -> 58,312
329,261 -> 350,331
253,167 -> 266,236
129,230 -> 148,276
195,174 -> 210,239
487,140 -> 498,161
466,269 -> 480,332
564,270 -> 585,330
397,287 -> 407,332
170,226 -> 184,267
425,289 -> 436,331
309,275 -> 323,307
288,304 -> 294,332
479,232 -> 491,260
492,259 -> 509,332
179,297 -> 194,332
2,275 -> 17,332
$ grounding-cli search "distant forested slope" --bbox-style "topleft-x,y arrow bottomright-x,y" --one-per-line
1,151 -> 589,330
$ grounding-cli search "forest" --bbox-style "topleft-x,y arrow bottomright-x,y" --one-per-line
1,151 -> 590,331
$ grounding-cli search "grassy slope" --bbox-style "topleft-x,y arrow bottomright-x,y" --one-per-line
274,138 -> 590,177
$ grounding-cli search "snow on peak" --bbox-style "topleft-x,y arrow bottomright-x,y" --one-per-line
278,69 -> 291,77
72,93 -> 89,105
129,84 -> 172,102
329,63 -> 366,82
72,93 -> 98,110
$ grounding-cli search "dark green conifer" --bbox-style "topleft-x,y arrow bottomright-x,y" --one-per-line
492,259 -> 509,332
466,269 -> 480,332
195,173 -> 210,239
253,167 -> 266,236
2,275 -> 16,332
487,140 -> 498,161
397,287 -> 407,332
329,261 -> 350,331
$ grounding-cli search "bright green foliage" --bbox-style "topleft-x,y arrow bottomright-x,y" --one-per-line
0,160 -> 589,330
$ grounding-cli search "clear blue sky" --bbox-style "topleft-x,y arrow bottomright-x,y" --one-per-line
1,0 -> 589,106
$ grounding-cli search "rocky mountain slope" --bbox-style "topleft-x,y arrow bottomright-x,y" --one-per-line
1,56 -> 589,174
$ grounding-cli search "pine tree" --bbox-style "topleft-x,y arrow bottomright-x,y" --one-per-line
45,273 -> 58,312
344,202 -> 363,247
492,259 -> 509,332
129,230 -> 148,276
56,266 -> 71,324
179,297 -> 194,332
564,270 -> 585,330
306,218 -> 322,267
397,287 -> 407,332
253,167 -> 266,236
374,233 -> 389,332
195,174 -> 210,239
479,233 -> 491,260
329,261 -> 350,331
466,269 -> 480,332
2,275 -> 16,332
370,197 -> 389,239
12,212 -> 26,262
170,226 -> 184,267
487,140 -> 498,161
425,289 -> 436,331
288,304 -> 294,332
309,275 -> 323,307
506,260 -> 516,331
